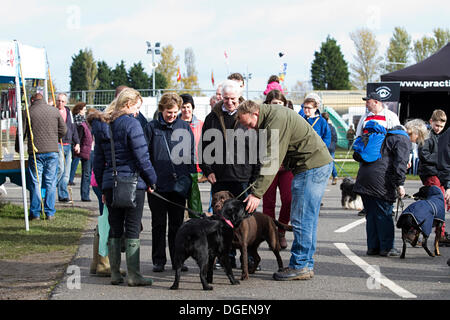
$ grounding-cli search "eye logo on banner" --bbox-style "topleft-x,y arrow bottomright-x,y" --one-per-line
367,82 -> 400,102
375,86 -> 392,100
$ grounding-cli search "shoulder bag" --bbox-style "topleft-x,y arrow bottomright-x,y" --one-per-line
162,133 -> 191,199
109,124 -> 138,209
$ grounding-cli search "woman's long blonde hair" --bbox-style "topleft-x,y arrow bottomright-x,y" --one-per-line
103,88 -> 142,123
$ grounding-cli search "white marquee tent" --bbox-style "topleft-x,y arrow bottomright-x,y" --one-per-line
0,40 -> 48,231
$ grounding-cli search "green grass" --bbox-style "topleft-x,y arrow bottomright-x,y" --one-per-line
0,202 -> 92,260
334,160 -> 421,180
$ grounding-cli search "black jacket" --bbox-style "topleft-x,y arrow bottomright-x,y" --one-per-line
145,114 -> 196,193
60,106 -> 80,146
354,126 -> 411,202
438,128 -> 450,190
199,102 -> 260,183
92,114 -> 157,191
418,130 -> 441,178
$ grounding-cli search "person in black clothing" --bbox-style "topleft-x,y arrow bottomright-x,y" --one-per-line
146,92 -> 196,273
200,79 -> 259,200
437,124 -> 450,252
353,125 -> 411,257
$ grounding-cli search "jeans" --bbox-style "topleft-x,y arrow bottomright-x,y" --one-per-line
28,152 -> 59,217
289,162 -> 332,271
80,158 -> 91,201
68,156 -> 80,184
57,144 -> 72,200
330,152 -> 337,178
361,195 -> 395,252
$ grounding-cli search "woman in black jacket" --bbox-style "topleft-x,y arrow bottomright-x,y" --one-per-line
353,125 -> 411,257
93,88 -> 157,286
146,92 -> 196,272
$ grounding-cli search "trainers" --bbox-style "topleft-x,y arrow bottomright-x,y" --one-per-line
332,177 -> 338,185
379,248 -> 400,257
273,267 -> 312,281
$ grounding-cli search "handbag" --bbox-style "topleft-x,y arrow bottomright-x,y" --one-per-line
162,134 -> 191,199
109,125 -> 138,209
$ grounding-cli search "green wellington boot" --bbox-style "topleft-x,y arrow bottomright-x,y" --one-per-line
108,238 -> 124,285
125,239 -> 153,287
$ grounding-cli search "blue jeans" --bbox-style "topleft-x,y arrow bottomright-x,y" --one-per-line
57,144 -> 72,200
361,195 -> 395,252
69,156 -> 80,184
289,162 -> 332,271
28,152 -> 59,217
80,158 -> 91,201
330,152 -> 337,178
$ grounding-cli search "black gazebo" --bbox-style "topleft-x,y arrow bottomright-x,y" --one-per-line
381,43 -> 450,124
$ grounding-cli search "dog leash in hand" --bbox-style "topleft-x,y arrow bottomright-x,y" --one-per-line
150,191 -> 204,219
395,197 -> 405,223
235,181 -> 257,200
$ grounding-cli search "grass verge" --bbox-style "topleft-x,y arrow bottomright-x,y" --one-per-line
0,202 -> 92,260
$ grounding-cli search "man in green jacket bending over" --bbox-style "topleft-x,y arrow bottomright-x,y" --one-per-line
237,100 -> 332,281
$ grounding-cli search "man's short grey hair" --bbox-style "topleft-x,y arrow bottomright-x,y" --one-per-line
221,79 -> 242,97
57,92 -> 68,100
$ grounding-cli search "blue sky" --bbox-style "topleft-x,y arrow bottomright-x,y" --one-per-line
2,0 -> 450,93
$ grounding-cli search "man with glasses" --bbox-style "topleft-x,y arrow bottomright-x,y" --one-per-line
55,93 -> 80,203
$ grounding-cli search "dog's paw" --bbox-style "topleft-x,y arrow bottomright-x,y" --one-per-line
231,279 -> 240,285
202,285 -> 213,291
170,285 -> 179,290
240,273 -> 249,281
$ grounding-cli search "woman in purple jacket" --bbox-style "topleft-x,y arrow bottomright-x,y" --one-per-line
72,102 -> 93,201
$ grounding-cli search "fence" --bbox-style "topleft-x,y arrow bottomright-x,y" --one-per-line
64,89 -> 367,120
0,88 -> 367,159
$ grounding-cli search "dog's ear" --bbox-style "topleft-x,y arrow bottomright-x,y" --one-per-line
414,186 -> 430,200
227,191 -> 235,199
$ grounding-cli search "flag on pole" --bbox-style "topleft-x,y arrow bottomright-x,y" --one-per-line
176,66 -> 181,83
211,70 -> 215,87
224,50 -> 229,64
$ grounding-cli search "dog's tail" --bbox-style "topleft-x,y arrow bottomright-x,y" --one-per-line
273,220 -> 293,232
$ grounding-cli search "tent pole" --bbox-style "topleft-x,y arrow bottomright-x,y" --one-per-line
15,66 -> 29,231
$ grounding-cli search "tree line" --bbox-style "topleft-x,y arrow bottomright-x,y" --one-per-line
69,27 -> 450,96
312,27 -> 450,91
69,45 -> 201,96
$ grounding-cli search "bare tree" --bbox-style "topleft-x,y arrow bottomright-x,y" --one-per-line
349,28 -> 383,89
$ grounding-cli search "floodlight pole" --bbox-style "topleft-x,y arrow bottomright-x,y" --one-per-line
243,65 -> 252,100
146,41 -> 161,96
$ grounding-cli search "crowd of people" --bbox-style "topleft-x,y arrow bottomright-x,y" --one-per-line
19,73 -> 450,286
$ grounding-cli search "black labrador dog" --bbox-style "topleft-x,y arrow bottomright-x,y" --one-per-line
170,198 -> 249,290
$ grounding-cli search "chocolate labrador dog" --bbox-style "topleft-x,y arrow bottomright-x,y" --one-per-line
170,198 -> 248,290
212,191 -> 292,280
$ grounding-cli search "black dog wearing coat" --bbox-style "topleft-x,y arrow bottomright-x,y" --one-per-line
396,186 -> 446,259
170,199 -> 249,290
340,177 -> 363,210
